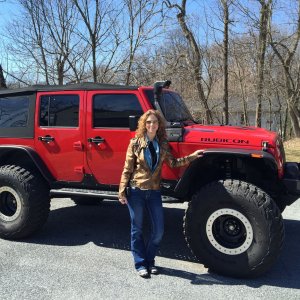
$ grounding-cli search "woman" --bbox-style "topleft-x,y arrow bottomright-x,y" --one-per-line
119,109 -> 203,278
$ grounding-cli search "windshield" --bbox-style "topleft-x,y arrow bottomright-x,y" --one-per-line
145,90 -> 194,123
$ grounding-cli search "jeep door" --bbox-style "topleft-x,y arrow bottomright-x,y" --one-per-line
86,91 -> 146,184
35,91 -> 85,181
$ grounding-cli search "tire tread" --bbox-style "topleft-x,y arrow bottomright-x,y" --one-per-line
183,179 -> 284,277
0,164 -> 50,239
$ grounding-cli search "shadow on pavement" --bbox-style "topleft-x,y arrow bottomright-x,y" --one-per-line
20,199 -> 300,289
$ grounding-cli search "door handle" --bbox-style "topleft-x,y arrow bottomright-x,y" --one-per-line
38,135 -> 55,143
87,136 -> 105,145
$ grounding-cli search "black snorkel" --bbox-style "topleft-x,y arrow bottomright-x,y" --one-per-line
153,80 -> 183,141
153,80 -> 171,111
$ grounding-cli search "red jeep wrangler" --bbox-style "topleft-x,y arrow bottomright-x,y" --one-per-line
0,81 -> 299,278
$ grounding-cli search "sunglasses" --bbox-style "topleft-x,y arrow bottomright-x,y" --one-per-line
146,120 -> 159,124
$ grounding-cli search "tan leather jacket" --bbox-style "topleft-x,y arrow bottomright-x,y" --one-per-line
118,136 -> 198,198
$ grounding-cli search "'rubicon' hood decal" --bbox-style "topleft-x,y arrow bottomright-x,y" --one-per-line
183,124 -> 277,148
199,137 -> 250,144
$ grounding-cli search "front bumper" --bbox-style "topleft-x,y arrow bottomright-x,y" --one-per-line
282,162 -> 300,204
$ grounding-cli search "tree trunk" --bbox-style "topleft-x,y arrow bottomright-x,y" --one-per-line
240,79 -> 249,126
175,2 -> 212,124
222,0 -> 229,125
57,60 -> 65,85
255,0 -> 272,127
0,65 -> 7,89
91,34 -> 97,82
125,53 -> 134,85
288,100 -> 300,137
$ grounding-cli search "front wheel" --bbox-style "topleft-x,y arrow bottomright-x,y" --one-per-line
184,180 -> 284,278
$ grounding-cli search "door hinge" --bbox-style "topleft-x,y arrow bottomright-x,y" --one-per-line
73,141 -> 84,151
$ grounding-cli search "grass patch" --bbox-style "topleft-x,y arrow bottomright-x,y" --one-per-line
284,138 -> 300,162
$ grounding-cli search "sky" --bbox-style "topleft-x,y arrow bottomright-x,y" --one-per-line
0,0 -> 201,29
0,0 -> 16,27
0,0 -> 298,79
0,0 -> 296,39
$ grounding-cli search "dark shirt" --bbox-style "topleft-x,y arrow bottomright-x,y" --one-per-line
148,141 -> 157,170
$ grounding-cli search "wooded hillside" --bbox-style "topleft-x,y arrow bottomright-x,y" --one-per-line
0,0 -> 299,139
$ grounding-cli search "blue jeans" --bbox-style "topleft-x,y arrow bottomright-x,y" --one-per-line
127,188 -> 164,271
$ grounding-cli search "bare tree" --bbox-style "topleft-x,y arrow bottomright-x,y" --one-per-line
72,0 -> 123,83
5,0 -> 82,85
263,50 -> 286,136
0,63 -> 30,86
221,0 -> 229,124
231,38 -> 254,126
219,0 -> 235,124
123,0 -> 162,85
269,3 -> 300,137
10,0 -> 50,84
165,0 -> 213,124
234,0 -> 274,127
255,0 -> 273,127
39,0 -> 80,85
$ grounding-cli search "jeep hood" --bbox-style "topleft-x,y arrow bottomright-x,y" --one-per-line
183,124 -> 277,149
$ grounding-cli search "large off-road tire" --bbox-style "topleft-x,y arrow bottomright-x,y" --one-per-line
184,179 -> 284,278
0,165 -> 50,239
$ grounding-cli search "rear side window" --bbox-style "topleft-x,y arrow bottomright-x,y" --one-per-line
0,96 -> 29,127
93,94 -> 143,127
39,95 -> 79,127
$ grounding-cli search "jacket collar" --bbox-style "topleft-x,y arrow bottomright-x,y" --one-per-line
138,136 -> 148,149
138,135 -> 159,149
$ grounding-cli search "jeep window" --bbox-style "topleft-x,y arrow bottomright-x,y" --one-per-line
93,94 -> 143,127
0,96 -> 29,127
40,95 -> 79,127
145,90 -> 194,123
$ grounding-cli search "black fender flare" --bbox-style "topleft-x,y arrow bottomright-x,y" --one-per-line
174,148 -> 279,198
0,145 -> 54,183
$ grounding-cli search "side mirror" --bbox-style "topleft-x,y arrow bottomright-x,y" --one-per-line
129,115 -> 139,131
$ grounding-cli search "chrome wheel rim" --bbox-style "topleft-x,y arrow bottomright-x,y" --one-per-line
0,186 -> 22,221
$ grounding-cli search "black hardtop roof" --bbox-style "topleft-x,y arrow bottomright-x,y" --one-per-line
0,82 -> 140,96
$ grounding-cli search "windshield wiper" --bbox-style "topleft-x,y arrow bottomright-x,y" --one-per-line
180,119 -> 198,125
168,120 -> 183,127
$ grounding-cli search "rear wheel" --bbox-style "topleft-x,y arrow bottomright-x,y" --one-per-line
184,179 -> 284,278
0,165 -> 50,239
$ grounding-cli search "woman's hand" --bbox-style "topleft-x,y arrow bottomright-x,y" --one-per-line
192,149 -> 204,158
119,197 -> 128,205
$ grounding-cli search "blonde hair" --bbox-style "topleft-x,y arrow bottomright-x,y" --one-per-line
136,109 -> 167,141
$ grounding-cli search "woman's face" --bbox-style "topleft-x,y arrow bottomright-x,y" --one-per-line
145,114 -> 159,136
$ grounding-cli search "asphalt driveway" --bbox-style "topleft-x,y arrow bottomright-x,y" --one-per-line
0,198 -> 299,300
